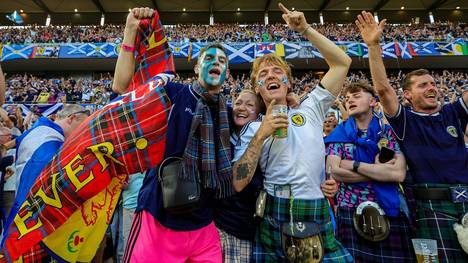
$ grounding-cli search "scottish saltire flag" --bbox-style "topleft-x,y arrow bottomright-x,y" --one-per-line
2,10 -> 174,263
1,45 -> 34,61
283,42 -> 302,59
435,42 -> 455,55
404,42 -> 436,57
59,43 -> 118,58
381,42 -> 399,58
5,11 -> 23,24
223,42 -> 255,63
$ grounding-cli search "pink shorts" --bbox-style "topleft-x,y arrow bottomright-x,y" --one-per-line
123,211 -> 222,263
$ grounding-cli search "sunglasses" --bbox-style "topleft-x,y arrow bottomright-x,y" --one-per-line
67,110 -> 90,118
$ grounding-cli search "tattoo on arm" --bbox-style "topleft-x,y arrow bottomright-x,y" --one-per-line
235,163 -> 250,180
233,132 -> 265,191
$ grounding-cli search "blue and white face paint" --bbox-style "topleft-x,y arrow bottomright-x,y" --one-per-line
198,47 -> 228,87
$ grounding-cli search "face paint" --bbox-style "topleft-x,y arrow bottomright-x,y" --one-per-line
281,76 -> 289,85
257,80 -> 265,87
199,47 -> 228,87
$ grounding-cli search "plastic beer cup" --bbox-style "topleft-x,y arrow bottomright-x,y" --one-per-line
271,104 -> 288,138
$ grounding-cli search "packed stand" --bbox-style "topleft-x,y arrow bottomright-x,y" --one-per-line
0,24 -> 124,44
3,70 -> 466,107
4,73 -> 115,105
0,21 -> 466,44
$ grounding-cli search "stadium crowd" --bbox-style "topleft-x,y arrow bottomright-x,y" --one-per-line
4,73 -> 114,104
0,5 -> 467,263
4,69 -> 464,106
0,21 -> 466,44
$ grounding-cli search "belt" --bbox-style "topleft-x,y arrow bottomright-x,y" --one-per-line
413,187 -> 451,201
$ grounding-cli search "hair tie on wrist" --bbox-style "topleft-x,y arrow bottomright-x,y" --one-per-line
300,25 -> 311,35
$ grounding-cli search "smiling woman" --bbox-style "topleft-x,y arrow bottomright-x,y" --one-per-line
232,89 -> 260,134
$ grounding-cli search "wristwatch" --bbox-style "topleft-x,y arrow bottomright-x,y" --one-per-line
353,161 -> 361,173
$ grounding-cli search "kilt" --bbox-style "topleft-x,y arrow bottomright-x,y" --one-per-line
217,227 -> 252,263
336,206 -> 415,263
414,184 -> 468,263
253,194 -> 352,263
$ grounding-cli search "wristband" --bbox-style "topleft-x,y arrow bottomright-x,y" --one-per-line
121,43 -> 135,53
353,161 -> 361,173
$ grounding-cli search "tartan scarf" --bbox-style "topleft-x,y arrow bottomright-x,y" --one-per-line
181,81 -> 233,198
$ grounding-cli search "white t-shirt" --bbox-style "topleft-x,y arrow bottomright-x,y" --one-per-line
234,85 -> 335,200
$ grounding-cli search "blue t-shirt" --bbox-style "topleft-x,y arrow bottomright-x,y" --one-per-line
387,98 -> 468,184
122,172 -> 145,210
137,81 -> 218,231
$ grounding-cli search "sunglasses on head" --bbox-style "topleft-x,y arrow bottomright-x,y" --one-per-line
67,110 -> 90,118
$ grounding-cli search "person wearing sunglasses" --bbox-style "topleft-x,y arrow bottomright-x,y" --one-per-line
3,104 -> 90,236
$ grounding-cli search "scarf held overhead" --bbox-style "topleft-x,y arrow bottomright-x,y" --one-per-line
2,9 -> 175,263
182,81 -> 233,199
324,115 -> 400,217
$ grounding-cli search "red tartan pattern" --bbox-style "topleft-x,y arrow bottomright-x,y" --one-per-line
3,9 -> 175,262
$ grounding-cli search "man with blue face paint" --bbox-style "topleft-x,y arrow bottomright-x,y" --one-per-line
112,8 -> 233,263
197,47 -> 229,88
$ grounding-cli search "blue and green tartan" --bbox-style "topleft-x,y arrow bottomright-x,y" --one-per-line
253,194 -> 353,263
182,81 -> 233,199
414,184 -> 468,263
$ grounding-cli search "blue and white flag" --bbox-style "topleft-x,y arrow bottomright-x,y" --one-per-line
6,11 -> 23,24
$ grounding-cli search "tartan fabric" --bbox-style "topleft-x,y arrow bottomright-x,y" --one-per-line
253,194 -> 353,263
0,244 -> 54,263
2,10 -> 175,263
218,227 -> 252,263
183,81 -> 232,198
414,184 -> 468,263
335,206 -> 415,262
129,10 -> 174,90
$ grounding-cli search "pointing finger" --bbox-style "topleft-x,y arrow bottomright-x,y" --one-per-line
278,3 -> 290,14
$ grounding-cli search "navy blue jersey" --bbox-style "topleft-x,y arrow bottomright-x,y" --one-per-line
387,98 -> 468,184
136,81 -> 215,231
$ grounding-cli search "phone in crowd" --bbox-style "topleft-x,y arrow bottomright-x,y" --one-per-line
379,146 -> 395,163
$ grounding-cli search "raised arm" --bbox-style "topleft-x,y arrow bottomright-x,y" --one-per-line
112,8 -> 154,94
356,11 -> 399,116
233,100 -> 288,192
279,3 -> 351,97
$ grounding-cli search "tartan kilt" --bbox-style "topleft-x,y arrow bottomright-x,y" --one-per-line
414,184 -> 468,263
335,206 -> 415,263
253,194 -> 353,263
217,227 -> 253,263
